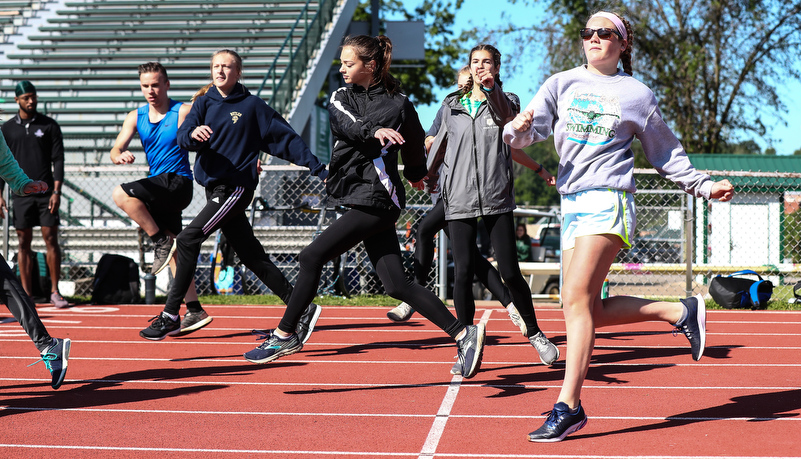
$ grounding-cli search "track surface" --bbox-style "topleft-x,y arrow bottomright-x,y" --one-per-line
2,302 -> 800,458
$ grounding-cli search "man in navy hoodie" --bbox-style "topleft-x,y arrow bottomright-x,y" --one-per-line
139,49 -> 328,340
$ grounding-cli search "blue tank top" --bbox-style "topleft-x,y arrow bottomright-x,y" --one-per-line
136,99 -> 193,179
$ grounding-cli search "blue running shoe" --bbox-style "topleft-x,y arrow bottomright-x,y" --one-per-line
244,332 -> 302,364
29,337 -> 71,390
456,324 -> 485,379
674,294 -> 706,361
296,303 -> 322,344
528,401 -> 588,442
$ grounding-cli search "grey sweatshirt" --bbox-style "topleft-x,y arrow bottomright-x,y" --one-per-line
502,66 -> 713,199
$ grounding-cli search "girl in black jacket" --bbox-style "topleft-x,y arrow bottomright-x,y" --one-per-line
244,35 -> 486,379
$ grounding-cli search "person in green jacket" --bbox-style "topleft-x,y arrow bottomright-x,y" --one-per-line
0,130 -> 70,389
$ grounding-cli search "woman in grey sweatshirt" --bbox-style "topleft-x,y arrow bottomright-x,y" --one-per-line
503,11 -> 734,442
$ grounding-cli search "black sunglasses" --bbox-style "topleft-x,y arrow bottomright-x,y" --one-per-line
579,28 -> 623,40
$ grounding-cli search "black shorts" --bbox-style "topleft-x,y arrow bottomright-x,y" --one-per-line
12,194 -> 59,229
120,172 -> 193,236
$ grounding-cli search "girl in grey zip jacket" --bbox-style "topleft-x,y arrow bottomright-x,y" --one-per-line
439,81 -> 519,220
439,44 -> 559,368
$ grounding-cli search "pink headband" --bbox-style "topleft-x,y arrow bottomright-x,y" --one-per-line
590,11 -> 627,41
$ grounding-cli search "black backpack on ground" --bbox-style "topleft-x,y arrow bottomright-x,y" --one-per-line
91,254 -> 141,304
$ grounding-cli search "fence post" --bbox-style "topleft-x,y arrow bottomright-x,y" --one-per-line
685,193 -> 694,297
438,229 -> 448,300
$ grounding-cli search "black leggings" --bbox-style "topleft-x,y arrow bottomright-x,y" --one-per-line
164,184 -> 293,315
448,212 -> 541,335
0,253 -> 52,352
414,199 -> 511,307
278,206 -> 462,339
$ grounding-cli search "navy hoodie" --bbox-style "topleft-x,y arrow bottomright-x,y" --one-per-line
177,83 -> 327,189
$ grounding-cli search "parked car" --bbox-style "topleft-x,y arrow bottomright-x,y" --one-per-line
618,237 -> 682,264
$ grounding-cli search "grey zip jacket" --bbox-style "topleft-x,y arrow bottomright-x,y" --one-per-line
438,86 -> 520,220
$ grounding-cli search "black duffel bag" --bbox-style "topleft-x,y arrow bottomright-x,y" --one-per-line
709,270 -> 772,310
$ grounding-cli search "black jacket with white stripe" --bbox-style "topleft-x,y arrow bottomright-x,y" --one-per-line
326,83 -> 427,210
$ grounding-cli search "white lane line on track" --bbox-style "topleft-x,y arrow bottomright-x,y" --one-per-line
4,377 -> 799,392
5,355 -> 801,368
0,447 -> 796,459
418,309 -> 494,459
1,406 -> 798,424
0,446 -> 796,459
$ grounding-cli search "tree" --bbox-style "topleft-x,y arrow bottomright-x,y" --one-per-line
514,141 -> 560,206
343,0 -> 468,106
463,0 -> 801,154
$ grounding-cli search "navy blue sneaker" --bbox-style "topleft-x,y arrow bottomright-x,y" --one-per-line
528,401 -> 588,442
675,294 -> 706,360
29,337 -> 71,390
244,332 -> 302,363
140,313 -> 181,340
296,303 -> 322,344
456,324 -> 485,379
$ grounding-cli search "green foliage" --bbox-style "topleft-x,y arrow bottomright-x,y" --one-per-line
461,0 -> 801,154
721,139 -> 764,155
341,0 -> 467,106
783,210 -> 801,264
514,140 -> 560,206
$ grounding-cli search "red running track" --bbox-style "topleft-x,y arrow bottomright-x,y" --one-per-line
1,302 -> 800,458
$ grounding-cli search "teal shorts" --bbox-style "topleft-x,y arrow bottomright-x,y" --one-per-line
561,188 -> 636,250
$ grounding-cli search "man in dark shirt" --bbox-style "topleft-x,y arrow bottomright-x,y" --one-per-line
0,81 -> 68,308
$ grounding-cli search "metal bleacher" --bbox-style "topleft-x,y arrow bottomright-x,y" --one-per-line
0,0 -> 358,158
0,0 -> 359,293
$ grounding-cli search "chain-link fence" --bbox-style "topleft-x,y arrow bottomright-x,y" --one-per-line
1,161 -> 441,299
4,165 -> 798,303
607,169 -> 799,301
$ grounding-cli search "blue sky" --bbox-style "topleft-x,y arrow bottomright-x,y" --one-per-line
413,0 -> 801,155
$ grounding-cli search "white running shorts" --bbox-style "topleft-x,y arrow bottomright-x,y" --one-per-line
561,188 -> 636,250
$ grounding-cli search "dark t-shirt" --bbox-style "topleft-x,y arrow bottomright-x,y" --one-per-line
0,112 -> 65,193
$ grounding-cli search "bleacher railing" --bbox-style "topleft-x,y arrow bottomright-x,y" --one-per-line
257,0 -> 334,116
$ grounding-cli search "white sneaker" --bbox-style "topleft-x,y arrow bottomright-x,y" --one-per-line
387,302 -> 414,322
506,303 -> 527,336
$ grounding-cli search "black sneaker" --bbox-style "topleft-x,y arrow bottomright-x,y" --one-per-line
244,332 -> 302,363
296,303 -> 322,344
140,313 -> 181,340
528,401 -> 588,442
674,294 -> 706,361
456,324 -> 485,379
177,310 -> 213,335
30,337 -> 71,390
152,235 -> 176,275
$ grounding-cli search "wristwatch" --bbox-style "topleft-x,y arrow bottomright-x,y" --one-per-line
52,190 -> 61,195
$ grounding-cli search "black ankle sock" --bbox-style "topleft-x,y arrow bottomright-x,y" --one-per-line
150,231 -> 167,244
186,301 -> 202,313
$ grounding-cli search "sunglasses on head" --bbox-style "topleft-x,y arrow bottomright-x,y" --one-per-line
579,28 -> 623,40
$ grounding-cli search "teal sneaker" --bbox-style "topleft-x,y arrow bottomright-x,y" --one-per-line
29,337 -> 71,390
